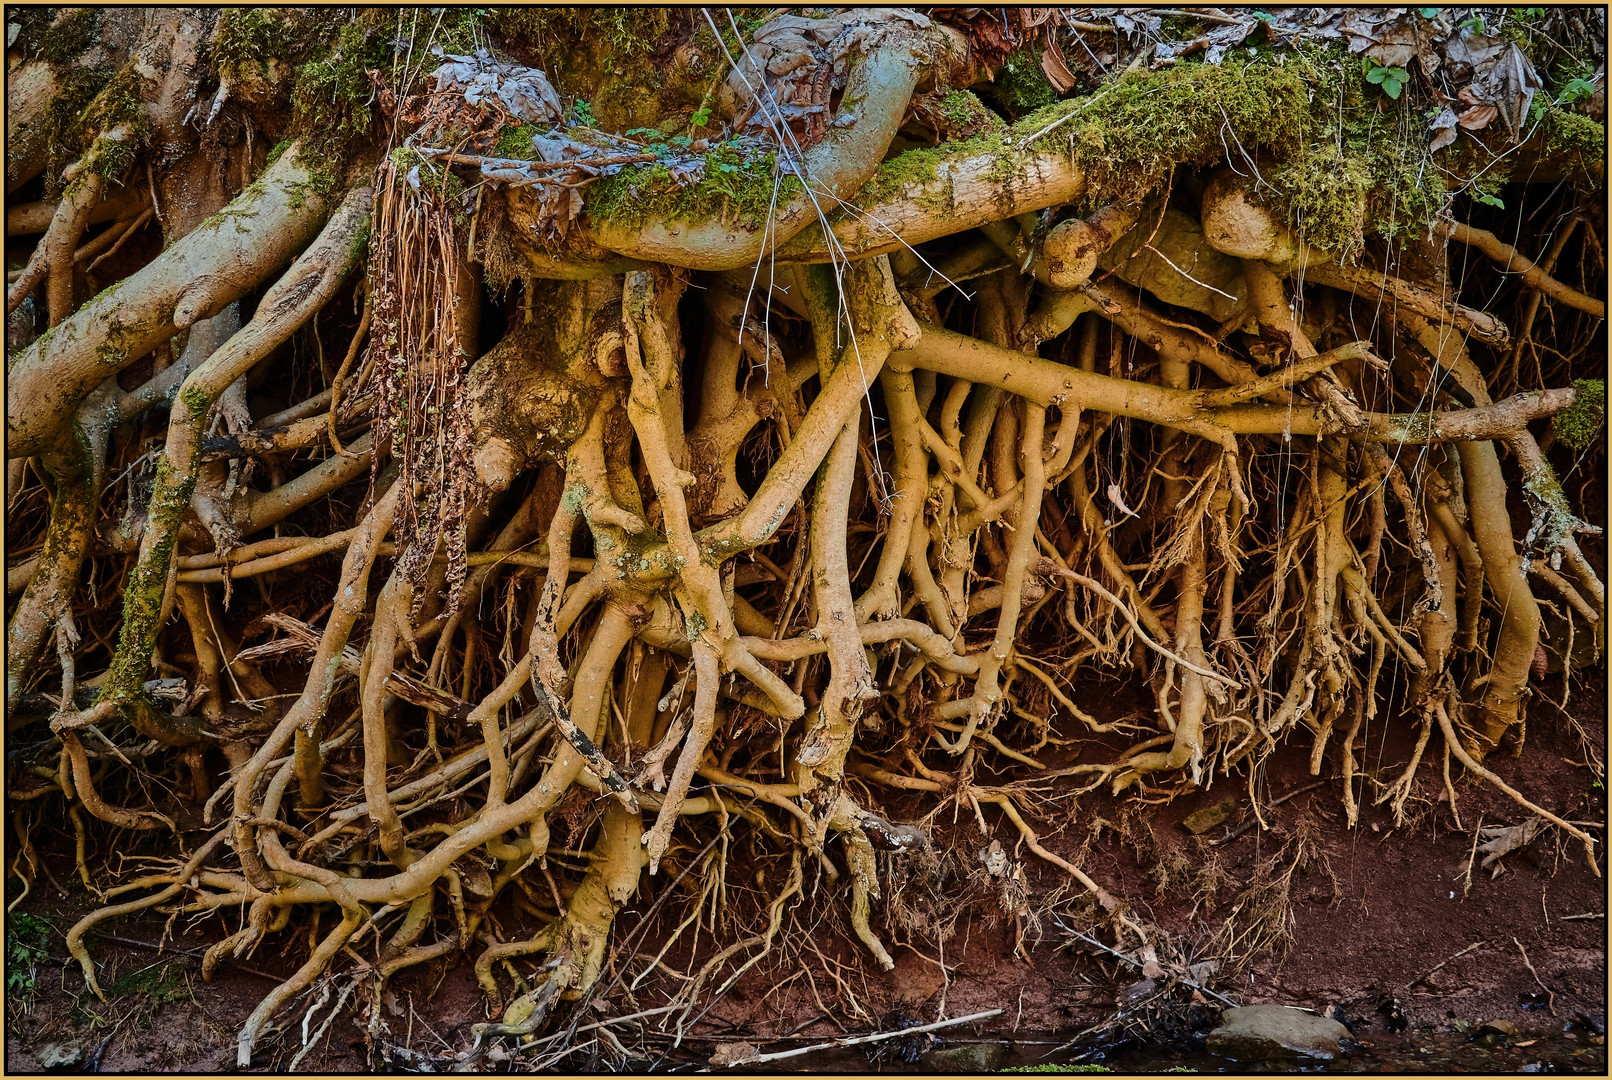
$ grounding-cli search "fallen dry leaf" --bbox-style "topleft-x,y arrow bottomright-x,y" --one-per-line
1458,103 -> 1500,131
1041,40 -> 1078,93
1477,816 -> 1545,875
429,47 -> 562,124
1429,106 -> 1460,151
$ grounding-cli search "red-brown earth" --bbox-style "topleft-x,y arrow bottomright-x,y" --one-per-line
6,668 -> 1603,1073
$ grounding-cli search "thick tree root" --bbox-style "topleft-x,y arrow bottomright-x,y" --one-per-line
9,8 -> 1603,1063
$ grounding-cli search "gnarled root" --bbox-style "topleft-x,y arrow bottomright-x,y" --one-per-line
13,9 -> 1603,1058
468,801 -> 644,1060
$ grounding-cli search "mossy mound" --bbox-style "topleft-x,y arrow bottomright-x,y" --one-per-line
586,141 -> 799,232
288,17 -> 391,183
215,8 -> 295,81
1017,45 -> 1447,259
1555,379 -> 1607,452
841,42 -> 1593,262
13,7 -> 103,66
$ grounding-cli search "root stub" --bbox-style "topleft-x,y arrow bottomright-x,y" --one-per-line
8,5 -> 1604,1068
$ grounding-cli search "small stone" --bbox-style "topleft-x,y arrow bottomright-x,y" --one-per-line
1182,797 -> 1239,835
1122,978 -> 1159,1004
1208,1005 -> 1351,1061
36,1042 -> 85,1071
709,1041 -> 759,1067
921,1041 -> 1010,1072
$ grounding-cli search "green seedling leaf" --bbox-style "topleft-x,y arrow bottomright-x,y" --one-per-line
1367,65 -> 1409,100
1558,77 -> 1599,103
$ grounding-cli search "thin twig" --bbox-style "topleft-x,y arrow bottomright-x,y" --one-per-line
1044,566 -> 1241,688
1402,939 -> 1486,990
1052,920 -> 1238,1008
1512,936 -> 1556,1016
722,1009 -> 1005,1067
1461,813 -> 1485,897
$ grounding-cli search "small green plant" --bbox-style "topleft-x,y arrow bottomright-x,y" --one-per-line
690,104 -> 713,129
1556,76 -> 1601,105
1001,1066 -> 1113,1074
1365,63 -> 1410,100
570,99 -> 597,127
7,914 -> 54,997
1529,76 -> 1601,126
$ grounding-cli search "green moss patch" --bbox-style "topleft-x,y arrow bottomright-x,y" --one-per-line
22,7 -> 102,66
586,141 -> 798,231
215,8 -> 294,81
1537,107 -> 1605,185
37,66 -> 114,197
1001,1065 -> 1113,1073
99,453 -> 198,708
288,16 -> 391,186
983,46 -> 1061,119
851,44 -> 1507,261
943,89 -> 1007,133
496,125 -> 541,159
495,8 -> 673,64
1554,378 -> 1606,451
108,956 -> 192,1006
483,8 -> 723,133
79,63 -> 147,136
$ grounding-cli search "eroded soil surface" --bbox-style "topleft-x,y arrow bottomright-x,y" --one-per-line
7,671 -> 1604,1073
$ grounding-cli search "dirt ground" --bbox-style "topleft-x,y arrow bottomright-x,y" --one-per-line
6,669 -> 1605,1073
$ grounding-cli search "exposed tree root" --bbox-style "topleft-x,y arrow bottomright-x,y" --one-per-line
6,5 -> 1604,1066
